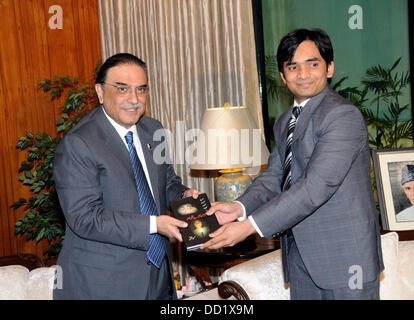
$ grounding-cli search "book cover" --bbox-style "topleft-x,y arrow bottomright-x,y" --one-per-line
170,193 -> 220,250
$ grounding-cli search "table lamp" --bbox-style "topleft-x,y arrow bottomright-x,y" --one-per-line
190,103 -> 270,201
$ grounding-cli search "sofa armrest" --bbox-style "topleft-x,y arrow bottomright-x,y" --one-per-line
27,266 -> 56,300
218,280 -> 250,300
218,249 -> 289,300
397,240 -> 414,299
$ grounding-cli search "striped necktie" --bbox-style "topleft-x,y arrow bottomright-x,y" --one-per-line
281,105 -> 302,191
125,131 -> 165,268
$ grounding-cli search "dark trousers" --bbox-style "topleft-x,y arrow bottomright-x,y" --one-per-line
286,233 -> 380,300
145,257 -> 174,300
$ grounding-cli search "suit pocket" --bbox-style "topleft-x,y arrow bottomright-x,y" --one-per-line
71,246 -> 116,270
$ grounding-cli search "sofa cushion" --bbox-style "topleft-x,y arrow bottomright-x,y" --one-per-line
0,265 -> 29,300
379,232 -> 403,300
396,240 -> 414,299
27,266 -> 56,300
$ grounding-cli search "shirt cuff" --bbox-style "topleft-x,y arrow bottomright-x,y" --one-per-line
234,201 -> 247,221
248,215 -> 264,237
150,215 -> 157,234
234,201 -> 264,237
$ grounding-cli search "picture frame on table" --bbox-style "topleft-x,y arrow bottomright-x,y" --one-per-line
372,148 -> 414,231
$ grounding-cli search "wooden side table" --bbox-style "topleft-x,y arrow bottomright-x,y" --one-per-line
183,234 -> 279,290
0,253 -> 44,271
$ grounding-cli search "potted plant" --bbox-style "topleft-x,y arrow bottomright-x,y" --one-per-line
333,58 -> 412,223
334,58 -> 412,150
11,69 -> 100,262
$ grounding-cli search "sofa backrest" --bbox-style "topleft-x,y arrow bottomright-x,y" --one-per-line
0,265 -> 56,300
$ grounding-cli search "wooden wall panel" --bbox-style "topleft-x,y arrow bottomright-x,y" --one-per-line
0,0 -> 101,259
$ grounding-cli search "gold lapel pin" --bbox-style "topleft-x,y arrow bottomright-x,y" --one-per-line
147,144 -> 152,150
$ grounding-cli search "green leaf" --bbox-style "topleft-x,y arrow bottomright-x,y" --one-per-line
36,228 -> 45,242
27,211 -> 35,219
390,57 -> 401,71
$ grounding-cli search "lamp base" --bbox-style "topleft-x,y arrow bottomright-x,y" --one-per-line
215,169 -> 253,202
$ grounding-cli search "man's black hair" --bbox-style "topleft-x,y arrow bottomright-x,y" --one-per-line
276,28 -> 334,75
95,53 -> 147,84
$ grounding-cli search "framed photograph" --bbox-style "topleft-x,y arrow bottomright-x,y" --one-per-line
372,148 -> 414,231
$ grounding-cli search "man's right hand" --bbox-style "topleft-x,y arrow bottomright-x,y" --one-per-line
206,201 -> 244,225
156,215 -> 187,242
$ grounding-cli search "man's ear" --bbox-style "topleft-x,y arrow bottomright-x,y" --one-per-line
95,84 -> 104,104
280,72 -> 287,85
327,61 -> 335,79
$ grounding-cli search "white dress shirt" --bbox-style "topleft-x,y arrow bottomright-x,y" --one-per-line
238,98 -> 310,237
102,107 -> 157,234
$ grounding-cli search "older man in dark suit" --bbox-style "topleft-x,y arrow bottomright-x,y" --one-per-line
203,29 -> 384,300
53,53 -> 200,299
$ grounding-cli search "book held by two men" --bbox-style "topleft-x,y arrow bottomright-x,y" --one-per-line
170,193 -> 220,251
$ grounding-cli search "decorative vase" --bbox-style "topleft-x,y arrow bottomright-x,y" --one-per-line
215,168 -> 253,202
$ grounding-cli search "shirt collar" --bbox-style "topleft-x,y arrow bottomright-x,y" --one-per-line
294,98 -> 310,108
101,106 -> 138,143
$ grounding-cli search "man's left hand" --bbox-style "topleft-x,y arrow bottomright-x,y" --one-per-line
201,219 -> 256,250
183,188 -> 202,199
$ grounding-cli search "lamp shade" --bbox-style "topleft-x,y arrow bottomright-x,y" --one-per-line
189,105 -> 270,170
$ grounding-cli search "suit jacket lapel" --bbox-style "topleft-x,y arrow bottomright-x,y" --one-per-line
95,107 -> 142,207
96,107 -> 132,169
291,85 -> 330,143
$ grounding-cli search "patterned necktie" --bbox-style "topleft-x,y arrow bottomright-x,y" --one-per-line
281,105 -> 302,191
125,131 -> 165,268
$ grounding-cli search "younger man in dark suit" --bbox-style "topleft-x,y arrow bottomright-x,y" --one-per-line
203,29 -> 384,300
